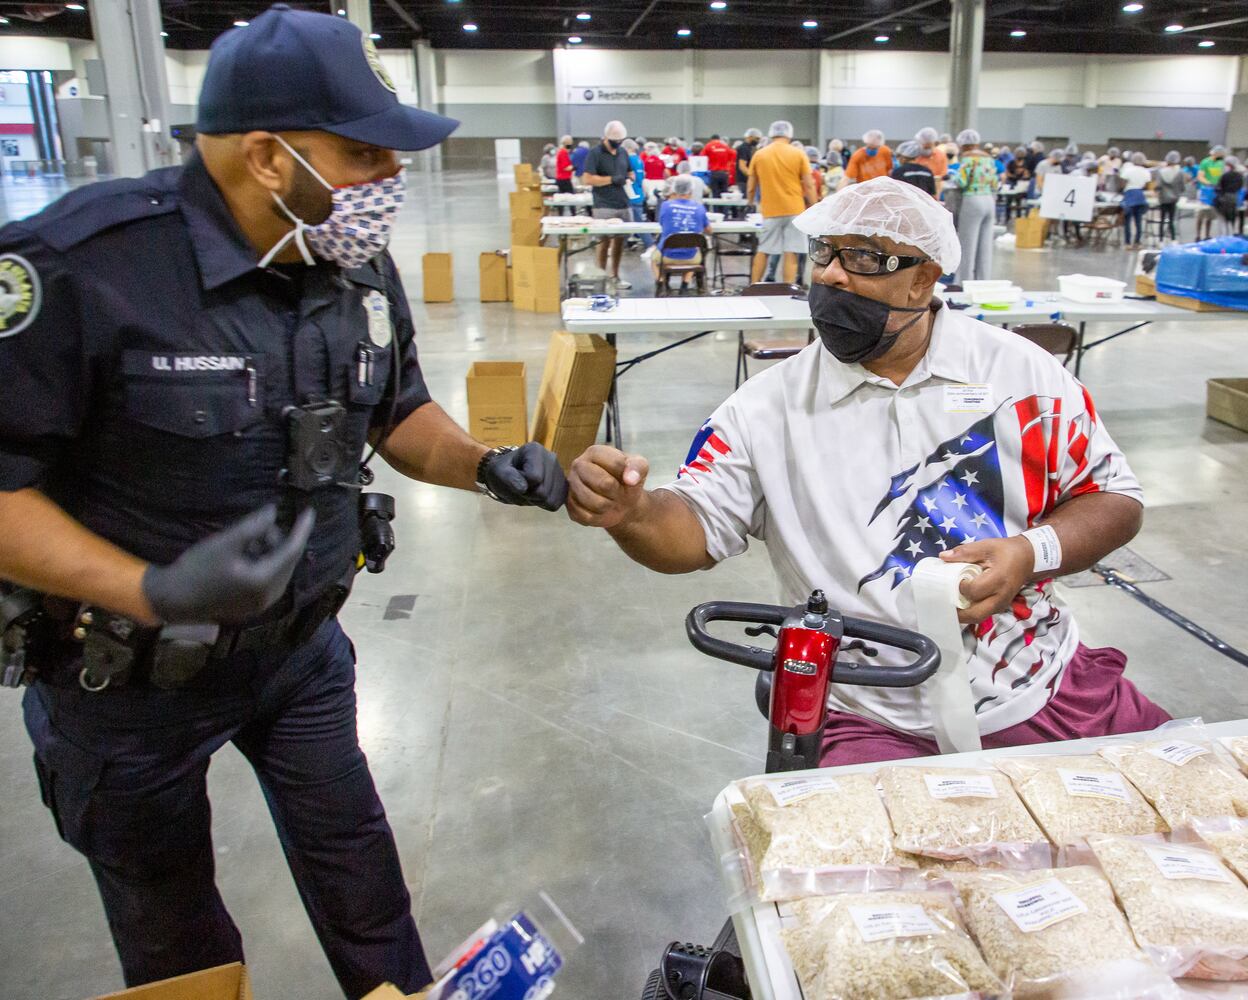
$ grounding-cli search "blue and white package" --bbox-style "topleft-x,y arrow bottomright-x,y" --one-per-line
438,912 -> 564,1000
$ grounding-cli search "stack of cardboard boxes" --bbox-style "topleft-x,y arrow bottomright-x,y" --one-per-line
505,163 -> 561,314
529,331 -> 617,469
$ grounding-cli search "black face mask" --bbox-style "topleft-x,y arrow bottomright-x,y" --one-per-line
808,282 -> 929,365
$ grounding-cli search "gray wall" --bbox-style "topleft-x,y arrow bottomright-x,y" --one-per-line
818,104 -> 1228,149
439,100 -> 1229,150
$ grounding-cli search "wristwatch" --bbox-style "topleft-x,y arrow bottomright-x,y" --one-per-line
475,445 -> 518,501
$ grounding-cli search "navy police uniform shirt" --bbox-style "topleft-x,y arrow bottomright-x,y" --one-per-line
0,151 -> 432,612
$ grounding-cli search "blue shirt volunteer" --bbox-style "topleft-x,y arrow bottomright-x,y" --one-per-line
658,198 -> 709,259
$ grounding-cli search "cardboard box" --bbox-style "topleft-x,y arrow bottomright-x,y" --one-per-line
511,245 -> 561,314
506,263 -> 515,301
467,361 -> 528,447
361,985 -> 428,1000
513,163 -> 536,187
479,251 -> 509,302
1207,378 -> 1248,433
1135,273 -> 1155,296
1014,210 -> 1048,250
96,963 -> 251,1000
1156,290 -> 1233,313
510,217 -> 543,248
422,252 -> 453,303
530,332 -> 617,469
509,189 -> 544,220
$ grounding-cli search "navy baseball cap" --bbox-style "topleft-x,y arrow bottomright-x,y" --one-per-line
196,4 -> 458,150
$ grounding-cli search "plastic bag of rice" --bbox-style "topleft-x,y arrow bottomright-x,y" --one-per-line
1088,834 -> 1248,980
1190,817 -> 1248,885
949,865 -> 1176,999
1221,736 -> 1248,775
995,755 -> 1167,855
877,766 -> 1051,866
1097,738 -> 1248,829
780,889 -> 1004,1000
726,773 -> 910,902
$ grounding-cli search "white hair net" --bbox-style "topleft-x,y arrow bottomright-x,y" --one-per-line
604,120 -> 627,141
862,129 -> 885,146
1165,150 -> 1181,164
956,128 -> 980,147
915,126 -> 939,144
1131,151 -> 1146,165
672,176 -> 694,195
769,119 -> 794,137
793,175 -> 961,274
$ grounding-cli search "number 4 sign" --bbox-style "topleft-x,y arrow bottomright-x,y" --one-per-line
1039,174 -> 1097,223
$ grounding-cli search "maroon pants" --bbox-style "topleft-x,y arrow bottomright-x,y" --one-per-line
820,643 -> 1170,767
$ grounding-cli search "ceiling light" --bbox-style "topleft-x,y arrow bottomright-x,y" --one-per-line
160,29 -> 168,36
65,3 -> 85,9
336,7 -> 345,14
802,19 -> 818,28
1198,39 -> 1215,47
233,19 -> 249,27
676,27 -> 691,36
462,22 -> 477,32
710,1 -> 727,8
874,34 -> 890,42
0,15 -> 11,22
1122,3 -> 1143,11
1163,23 -> 1183,32
369,32 -> 380,39
1010,29 -> 1026,37
568,35 -> 582,43
576,11 -> 590,20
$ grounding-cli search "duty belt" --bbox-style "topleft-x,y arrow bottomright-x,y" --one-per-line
55,580 -> 351,692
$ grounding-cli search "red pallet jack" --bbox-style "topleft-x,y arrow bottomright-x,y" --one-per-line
642,590 -> 940,1000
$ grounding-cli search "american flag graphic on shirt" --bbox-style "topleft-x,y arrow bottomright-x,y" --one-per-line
678,422 -> 731,482
859,395 -> 1082,711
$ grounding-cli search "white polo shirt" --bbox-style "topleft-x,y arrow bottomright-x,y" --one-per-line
658,302 -> 1142,740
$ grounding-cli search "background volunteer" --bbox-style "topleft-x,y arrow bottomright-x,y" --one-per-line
651,175 -> 709,290
581,119 -> 636,289
891,140 -> 936,197
563,175 -> 1167,765
746,119 -> 815,284
954,128 -> 999,283
843,129 -> 894,187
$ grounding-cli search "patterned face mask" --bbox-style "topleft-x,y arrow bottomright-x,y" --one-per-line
258,135 -> 405,270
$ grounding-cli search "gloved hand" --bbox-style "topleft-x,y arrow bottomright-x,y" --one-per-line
141,505 -> 316,624
612,173 -> 628,186
482,443 -> 568,511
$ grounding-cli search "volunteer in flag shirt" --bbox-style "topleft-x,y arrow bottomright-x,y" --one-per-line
566,176 -> 1168,765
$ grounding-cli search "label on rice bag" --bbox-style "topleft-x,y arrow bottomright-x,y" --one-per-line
1058,768 -> 1132,803
1144,843 -> 1235,883
992,878 -> 1089,933
766,775 -> 842,806
848,904 -> 940,943
1146,740 -> 1209,767
923,773 -> 998,800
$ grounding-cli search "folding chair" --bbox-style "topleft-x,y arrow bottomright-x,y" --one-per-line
655,233 -> 708,296
1011,322 -> 1078,368
735,282 -> 812,387
1085,206 -> 1123,249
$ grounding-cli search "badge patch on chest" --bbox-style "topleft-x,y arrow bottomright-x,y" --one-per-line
0,253 -> 41,339
364,289 -> 392,348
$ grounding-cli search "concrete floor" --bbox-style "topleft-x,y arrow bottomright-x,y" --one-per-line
1,167 -> 1246,1000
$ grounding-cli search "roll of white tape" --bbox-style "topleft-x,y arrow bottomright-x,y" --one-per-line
912,558 -> 984,755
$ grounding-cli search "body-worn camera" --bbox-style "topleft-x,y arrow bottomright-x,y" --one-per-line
283,401 -> 358,492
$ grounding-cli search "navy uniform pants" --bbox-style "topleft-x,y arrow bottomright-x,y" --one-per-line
22,619 -> 430,999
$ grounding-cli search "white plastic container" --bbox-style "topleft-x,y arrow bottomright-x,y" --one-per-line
1058,273 -> 1127,303
962,280 -> 1023,305
706,211 -> 725,224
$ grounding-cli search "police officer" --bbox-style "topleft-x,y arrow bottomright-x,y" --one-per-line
0,6 -> 567,998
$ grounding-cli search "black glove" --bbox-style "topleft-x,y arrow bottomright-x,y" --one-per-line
481,443 -> 568,511
612,173 -> 628,186
141,505 -> 316,624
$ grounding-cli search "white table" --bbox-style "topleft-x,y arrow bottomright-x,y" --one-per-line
708,719 -> 1248,1000
563,291 -> 1243,441
543,193 -> 594,216
543,220 -> 764,296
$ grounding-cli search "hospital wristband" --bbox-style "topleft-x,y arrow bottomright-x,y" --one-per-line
1022,525 -> 1063,573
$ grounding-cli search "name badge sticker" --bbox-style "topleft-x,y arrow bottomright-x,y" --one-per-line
944,383 -> 993,413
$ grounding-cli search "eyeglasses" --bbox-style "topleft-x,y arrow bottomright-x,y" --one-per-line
807,239 -> 930,275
